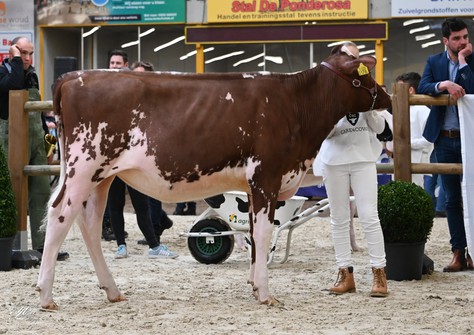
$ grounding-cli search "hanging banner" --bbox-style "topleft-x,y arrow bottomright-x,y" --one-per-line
458,96 -> 474,255
207,0 -> 369,23
37,0 -> 185,26
0,0 -> 35,62
392,0 -> 474,18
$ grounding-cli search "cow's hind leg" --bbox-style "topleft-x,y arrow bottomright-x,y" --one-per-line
79,178 -> 126,304
37,193 -> 81,309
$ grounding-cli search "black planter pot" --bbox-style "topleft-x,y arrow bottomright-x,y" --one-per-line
0,236 -> 14,271
385,241 -> 425,281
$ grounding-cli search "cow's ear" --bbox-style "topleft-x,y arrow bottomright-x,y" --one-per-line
329,44 -> 343,56
359,55 -> 376,71
342,56 -> 376,75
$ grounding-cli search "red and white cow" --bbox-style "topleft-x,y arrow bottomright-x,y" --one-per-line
36,45 -> 391,309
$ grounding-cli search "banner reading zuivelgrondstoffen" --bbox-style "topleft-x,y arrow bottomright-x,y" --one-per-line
207,0 -> 369,23
392,0 -> 474,18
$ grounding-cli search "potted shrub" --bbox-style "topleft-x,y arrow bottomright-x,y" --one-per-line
378,180 -> 434,280
0,143 -> 17,271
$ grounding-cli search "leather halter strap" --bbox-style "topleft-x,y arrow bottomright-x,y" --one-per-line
321,61 -> 378,111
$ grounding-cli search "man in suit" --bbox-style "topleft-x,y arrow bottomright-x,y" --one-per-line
418,18 -> 474,272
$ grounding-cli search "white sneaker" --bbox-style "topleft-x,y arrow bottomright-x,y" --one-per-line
115,244 -> 128,259
148,245 -> 179,259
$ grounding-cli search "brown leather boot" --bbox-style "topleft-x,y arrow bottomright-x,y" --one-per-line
371,267 -> 388,297
329,266 -> 356,295
443,249 -> 467,272
466,251 -> 474,270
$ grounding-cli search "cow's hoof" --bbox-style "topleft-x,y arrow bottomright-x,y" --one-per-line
40,301 -> 59,310
108,294 -> 127,303
260,296 -> 282,306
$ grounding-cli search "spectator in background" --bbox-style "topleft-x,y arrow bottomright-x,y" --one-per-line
418,18 -> 474,272
0,36 -> 69,260
384,72 -> 433,188
130,60 -> 176,248
106,52 -> 178,259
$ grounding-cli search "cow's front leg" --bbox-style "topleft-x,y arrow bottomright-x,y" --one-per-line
247,195 -> 280,306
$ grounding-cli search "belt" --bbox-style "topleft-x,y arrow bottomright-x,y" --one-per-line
440,130 -> 460,138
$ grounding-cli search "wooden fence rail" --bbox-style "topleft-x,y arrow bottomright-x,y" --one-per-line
7,85 -> 463,250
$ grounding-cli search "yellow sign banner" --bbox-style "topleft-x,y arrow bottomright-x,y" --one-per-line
207,0 -> 368,23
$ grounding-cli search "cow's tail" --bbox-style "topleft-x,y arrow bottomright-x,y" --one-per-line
41,76 -> 70,229
52,74 -> 66,117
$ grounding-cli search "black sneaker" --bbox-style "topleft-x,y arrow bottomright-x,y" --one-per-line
36,249 -> 70,261
102,225 -> 116,241
162,216 -> 173,229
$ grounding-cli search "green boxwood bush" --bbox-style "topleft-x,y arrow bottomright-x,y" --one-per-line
378,180 -> 434,243
0,143 -> 17,238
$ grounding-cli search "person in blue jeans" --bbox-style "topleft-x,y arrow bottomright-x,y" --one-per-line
424,152 -> 446,217
418,18 -> 474,272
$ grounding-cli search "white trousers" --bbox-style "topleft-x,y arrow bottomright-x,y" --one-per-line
321,161 -> 386,269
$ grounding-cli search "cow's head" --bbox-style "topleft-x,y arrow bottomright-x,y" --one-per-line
321,43 -> 391,112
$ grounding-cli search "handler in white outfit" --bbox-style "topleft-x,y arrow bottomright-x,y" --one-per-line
314,41 -> 388,297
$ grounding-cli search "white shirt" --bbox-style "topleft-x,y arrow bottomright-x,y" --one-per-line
314,110 -> 385,175
383,105 -> 433,165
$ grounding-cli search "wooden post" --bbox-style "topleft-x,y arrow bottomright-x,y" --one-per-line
8,90 -> 29,250
391,82 -> 411,182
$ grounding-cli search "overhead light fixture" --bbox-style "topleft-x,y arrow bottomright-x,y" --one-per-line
359,49 -> 375,56
422,40 -> 441,48
233,53 -> 283,67
415,33 -> 436,41
179,47 -> 215,60
327,41 -> 347,47
403,19 -> 424,26
121,40 -> 140,48
82,26 -> 101,38
154,36 -> 185,52
205,51 -> 245,65
120,28 -> 156,49
265,56 -> 283,64
409,26 -> 430,34
139,28 -> 155,38
233,53 -> 264,67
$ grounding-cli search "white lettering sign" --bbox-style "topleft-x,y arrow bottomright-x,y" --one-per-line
392,0 -> 474,17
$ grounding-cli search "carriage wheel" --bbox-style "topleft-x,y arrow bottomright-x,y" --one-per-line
187,218 -> 235,264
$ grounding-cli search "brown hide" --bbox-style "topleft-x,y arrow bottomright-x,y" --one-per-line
53,47 -> 390,214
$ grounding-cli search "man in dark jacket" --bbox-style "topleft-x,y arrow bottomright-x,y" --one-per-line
0,36 -> 68,261
418,18 -> 474,272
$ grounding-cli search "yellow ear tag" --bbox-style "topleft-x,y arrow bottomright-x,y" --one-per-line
357,63 -> 369,76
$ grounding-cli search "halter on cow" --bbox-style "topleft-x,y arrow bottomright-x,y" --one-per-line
36,45 -> 391,309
